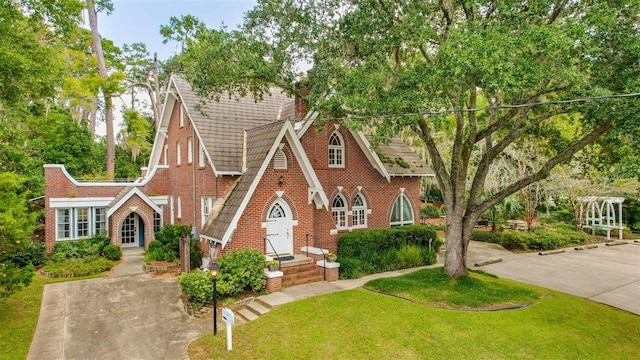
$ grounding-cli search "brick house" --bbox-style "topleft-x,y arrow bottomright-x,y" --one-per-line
44,74 -> 432,284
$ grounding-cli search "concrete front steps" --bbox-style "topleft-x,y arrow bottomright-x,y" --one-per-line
235,256 -> 325,323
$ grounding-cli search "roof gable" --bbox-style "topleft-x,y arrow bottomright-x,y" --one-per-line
201,120 -> 327,248
106,187 -> 161,218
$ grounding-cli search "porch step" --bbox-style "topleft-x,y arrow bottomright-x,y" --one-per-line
246,301 -> 270,316
237,308 -> 259,322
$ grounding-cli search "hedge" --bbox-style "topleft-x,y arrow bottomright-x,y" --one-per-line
338,225 -> 441,258
337,225 -> 442,279
472,226 -> 589,251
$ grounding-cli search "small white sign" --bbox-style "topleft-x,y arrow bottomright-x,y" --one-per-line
222,307 -> 234,326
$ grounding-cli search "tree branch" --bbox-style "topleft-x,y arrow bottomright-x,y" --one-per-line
472,119 -> 613,215
418,116 -> 451,200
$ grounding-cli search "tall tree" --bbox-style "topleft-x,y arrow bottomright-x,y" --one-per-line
85,0 -> 119,178
230,0 -> 639,276
121,43 -> 161,127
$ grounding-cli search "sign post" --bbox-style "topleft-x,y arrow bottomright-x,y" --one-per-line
221,307 -> 234,351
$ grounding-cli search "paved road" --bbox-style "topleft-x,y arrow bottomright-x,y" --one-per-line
467,240 -> 640,315
27,249 -> 210,360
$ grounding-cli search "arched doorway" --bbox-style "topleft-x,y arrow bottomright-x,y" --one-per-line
265,200 -> 293,255
121,212 -> 145,248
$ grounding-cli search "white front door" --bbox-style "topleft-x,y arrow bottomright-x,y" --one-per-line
265,201 -> 292,255
121,213 -> 138,247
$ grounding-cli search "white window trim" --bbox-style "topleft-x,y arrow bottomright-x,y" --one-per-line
56,207 -> 108,241
328,131 -> 345,168
187,137 -> 193,164
332,193 -> 348,229
170,196 -> 175,224
176,141 -> 181,166
390,193 -> 414,226
352,193 -> 368,229
177,196 -> 182,219
163,145 -> 169,166
201,197 -> 214,226
198,142 -> 206,167
56,208 -> 72,240
179,104 -> 185,127
76,207 -> 90,238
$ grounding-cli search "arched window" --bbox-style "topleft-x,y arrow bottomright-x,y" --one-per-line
390,193 -> 414,226
352,193 -> 367,228
332,194 -> 348,229
328,131 -> 344,168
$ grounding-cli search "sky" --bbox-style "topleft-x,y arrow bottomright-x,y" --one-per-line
96,0 -> 258,135
100,0 -> 257,61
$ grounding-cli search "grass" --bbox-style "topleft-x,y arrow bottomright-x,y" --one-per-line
0,273 -> 106,360
189,269 -> 640,360
364,268 -> 542,309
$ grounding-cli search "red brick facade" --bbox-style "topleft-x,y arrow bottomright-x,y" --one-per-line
44,100 -> 422,262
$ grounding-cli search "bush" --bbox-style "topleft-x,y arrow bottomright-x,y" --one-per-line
148,240 -> 163,251
339,225 -> 442,258
337,226 -> 443,279
41,257 -> 114,277
189,238 -> 202,270
216,249 -> 266,297
397,245 -> 424,268
420,205 -> 441,218
144,248 -> 177,263
0,241 -> 46,267
0,263 -> 34,298
179,269 -> 212,309
421,247 -> 438,265
102,245 -> 121,261
471,231 -> 502,244
338,257 -> 363,279
51,234 -> 110,261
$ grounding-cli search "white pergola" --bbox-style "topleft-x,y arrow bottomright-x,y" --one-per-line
577,196 -> 625,240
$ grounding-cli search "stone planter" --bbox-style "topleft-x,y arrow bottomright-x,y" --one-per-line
326,255 -> 337,262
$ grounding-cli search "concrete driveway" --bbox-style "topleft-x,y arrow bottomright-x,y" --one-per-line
28,249 -> 210,360
467,240 -> 640,315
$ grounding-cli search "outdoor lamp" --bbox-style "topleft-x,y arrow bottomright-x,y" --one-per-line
209,261 -> 219,336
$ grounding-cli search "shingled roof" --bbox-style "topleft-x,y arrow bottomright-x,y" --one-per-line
172,75 -> 295,173
200,120 -> 328,247
365,136 -> 432,177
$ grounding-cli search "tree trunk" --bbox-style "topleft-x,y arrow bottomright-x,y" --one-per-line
86,0 -> 115,178
443,209 -> 476,277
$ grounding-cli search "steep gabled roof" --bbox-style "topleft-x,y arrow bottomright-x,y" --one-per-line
106,187 -> 162,218
296,116 -> 433,179
201,120 -> 328,248
148,74 -> 295,175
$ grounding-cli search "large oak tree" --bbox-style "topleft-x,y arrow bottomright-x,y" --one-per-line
171,1 -> 639,277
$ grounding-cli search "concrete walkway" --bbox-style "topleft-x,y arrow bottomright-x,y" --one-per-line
28,240 -> 639,359
27,248 -> 210,360
259,241 -> 640,316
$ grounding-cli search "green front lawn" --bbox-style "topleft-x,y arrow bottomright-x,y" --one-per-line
0,273 -> 106,359
189,269 -> 640,359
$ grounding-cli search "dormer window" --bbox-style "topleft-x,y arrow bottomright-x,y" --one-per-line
328,131 -> 344,168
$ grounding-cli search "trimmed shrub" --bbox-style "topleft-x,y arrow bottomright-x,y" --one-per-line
339,225 -> 442,258
420,205 -> 441,218
337,226 -> 442,279
148,240 -> 163,251
179,269 -> 212,309
216,249 -> 266,297
102,245 -> 121,261
51,234 -> 109,261
471,231 -> 502,244
41,257 -> 114,277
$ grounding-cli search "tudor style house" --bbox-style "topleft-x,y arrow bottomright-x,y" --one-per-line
44,74 -> 433,281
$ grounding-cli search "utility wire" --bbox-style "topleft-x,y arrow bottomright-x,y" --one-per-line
341,92 -> 640,121
192,92 -> 640,122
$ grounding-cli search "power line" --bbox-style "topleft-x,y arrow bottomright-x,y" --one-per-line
340,92 -> 640,121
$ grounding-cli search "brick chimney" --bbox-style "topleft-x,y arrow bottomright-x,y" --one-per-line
295,77 -> 311,120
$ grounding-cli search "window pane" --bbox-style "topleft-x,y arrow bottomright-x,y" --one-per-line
402,196 -> 413,222
94,208 -> 106,235
57,209 -> 71,239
